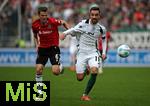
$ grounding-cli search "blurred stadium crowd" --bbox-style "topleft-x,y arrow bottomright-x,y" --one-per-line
0,0 -> 150,47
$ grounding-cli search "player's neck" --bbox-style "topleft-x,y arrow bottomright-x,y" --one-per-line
40,19 -> 48,26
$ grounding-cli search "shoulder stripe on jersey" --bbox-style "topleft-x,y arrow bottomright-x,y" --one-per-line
99,26 -> 103,34
85,19 -> 104,34
102,36 -> 105,39
85,19 -> 89,24
95,40 -> 98,49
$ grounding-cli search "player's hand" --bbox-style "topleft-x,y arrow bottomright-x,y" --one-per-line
59,33 -> 66,40
102,54 -> 107,61
35,44 -> 39,52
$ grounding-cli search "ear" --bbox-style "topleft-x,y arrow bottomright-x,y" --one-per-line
89,12 -> 91,18
99,14 -> 102,19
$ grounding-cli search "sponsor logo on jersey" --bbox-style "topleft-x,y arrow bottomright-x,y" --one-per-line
82,31 -> 94,35
39,30 -> 52,35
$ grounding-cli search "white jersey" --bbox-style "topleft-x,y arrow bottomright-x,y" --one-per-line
63,19 -> 107,73
63,19 -> 107,55
69,36 -> 78,54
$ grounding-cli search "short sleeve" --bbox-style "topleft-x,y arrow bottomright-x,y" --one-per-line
73,22 -> 83,32
50,18 -> 61,26
101,26 -> 107,38
32,25 -> 38,35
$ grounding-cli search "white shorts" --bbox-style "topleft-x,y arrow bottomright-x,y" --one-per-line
76,51 -> 101,74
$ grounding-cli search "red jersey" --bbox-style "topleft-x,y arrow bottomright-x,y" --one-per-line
98,32 -> 111,51
32,17 -> 61,48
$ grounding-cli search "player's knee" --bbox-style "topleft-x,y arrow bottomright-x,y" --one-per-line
52,71 -> 60,76
91,67 -> 98,74
52,67 -> 60,76
53,71 -> 60,76
76,74 -> 84,81
36,66 -> 43,74
77,77 -> 84,81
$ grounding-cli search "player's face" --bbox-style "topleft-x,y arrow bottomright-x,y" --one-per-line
89,10 -> 100,24
39,11 -> 48,24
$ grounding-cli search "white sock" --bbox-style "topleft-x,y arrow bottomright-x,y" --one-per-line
36,74 -> 43,94
59,64 -> 63,73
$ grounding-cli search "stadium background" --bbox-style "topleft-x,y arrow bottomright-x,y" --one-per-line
0,0 -> 150,106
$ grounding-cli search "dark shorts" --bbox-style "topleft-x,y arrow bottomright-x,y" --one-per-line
36,46 -> 60,66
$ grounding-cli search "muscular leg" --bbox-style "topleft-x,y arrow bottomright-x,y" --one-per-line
83,67 -> 98,96
50,46 -> 64,76
35,64 -> 44,95
52,65 -> 60,75
36,64 -> 44,75
76,68 -> 91,81
76,73 -> 85,81
70,53 -> 76,71
76,58 -> 87,81
76,63 -> 87,81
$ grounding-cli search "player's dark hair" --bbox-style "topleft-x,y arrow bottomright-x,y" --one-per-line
38,6 -> 48,14
90,6 -> 100,13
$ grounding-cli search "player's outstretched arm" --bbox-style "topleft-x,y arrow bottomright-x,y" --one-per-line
59,33 -> 66,40
60,27 -> 76,40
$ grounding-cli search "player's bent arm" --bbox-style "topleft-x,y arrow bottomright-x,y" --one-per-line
102,36 -> 107,55
102,36 -> 107,60
60,20 -> 70,30
101,26 -> 107,55
33,34 -> 39,49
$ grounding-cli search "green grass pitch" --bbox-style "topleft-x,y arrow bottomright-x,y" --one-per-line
0,67 -> 150,106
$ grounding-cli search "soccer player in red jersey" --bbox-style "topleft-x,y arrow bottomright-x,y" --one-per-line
32,6 -> 69,100
98,31 -> 111,74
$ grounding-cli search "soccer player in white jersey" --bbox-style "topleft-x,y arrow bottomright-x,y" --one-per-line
60,5 -> 107,101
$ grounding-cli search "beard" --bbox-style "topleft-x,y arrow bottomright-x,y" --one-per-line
91,19 -> 98,24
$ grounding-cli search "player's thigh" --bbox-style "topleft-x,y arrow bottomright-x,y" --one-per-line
36,56 -> 48,74
76,53 -> 87,74
49,46 -> 61,72
51,65 -> 60,75
36,48 -> 49,66
36,56 -> 48,65
88,52 -> 100,73
36,64 -> 44,74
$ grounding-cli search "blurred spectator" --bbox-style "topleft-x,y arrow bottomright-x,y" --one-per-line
15,39 -> 26,48
0,0 -> 149,47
